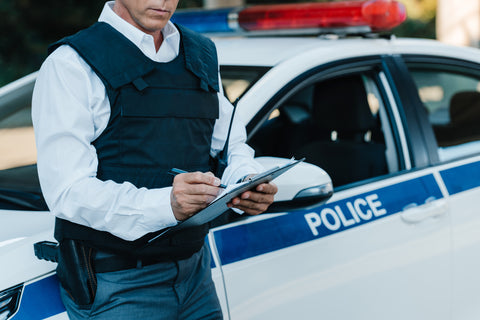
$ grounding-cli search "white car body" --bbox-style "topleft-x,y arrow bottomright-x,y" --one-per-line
2,31 -> 480,320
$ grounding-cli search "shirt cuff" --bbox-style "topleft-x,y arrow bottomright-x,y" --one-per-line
140,187 -> 178,231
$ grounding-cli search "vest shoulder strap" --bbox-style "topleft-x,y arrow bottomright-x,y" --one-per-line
49,22 -> 154,90
176,24 -> 220,92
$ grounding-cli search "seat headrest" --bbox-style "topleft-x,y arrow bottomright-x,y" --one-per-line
449,91 -> 480,125
313,75 -> 376,132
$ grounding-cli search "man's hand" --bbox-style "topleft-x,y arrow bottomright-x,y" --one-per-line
171,172 -> 223,221
228,181 -> 278,215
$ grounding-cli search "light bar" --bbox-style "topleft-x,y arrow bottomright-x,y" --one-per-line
171,0 -> 406,34
171,7 -> 236,33
239,0 -> 406,32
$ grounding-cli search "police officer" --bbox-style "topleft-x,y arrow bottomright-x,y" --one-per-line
32,0 -> 277,319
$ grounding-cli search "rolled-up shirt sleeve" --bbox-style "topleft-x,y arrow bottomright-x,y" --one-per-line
32,46 -> 177,241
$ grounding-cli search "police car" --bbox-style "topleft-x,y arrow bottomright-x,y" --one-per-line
2,0 -> 480,318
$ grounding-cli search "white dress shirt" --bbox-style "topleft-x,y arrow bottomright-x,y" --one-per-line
32,1 -> 263,241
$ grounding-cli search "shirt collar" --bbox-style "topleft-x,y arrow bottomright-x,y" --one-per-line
98,1 -> 180,60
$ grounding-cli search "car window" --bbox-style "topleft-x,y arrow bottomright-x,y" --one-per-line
0,81 -> 46,211
220,66 -> 269,103
408,65 -> 480,162
248,72 -> 398,188
0,103 -> 36,171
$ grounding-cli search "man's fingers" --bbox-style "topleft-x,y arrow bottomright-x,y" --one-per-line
228,196 -> 272,215
228,182 -> 278,215
171,193 -> 214,221
175,181 -> 221,197
179,171 -> 222,188
239,182 -> 278,201
171,171 -> 223,221
255,182 -> 278,194
229,198 -> 270,215
173,192 -> 217,206
171,183 -> 220,211
240,191 -> 273,204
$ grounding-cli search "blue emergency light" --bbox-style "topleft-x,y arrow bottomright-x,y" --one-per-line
171,7 -> 236,33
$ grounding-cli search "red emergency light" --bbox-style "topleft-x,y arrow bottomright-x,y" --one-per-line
238,0 -> 406,32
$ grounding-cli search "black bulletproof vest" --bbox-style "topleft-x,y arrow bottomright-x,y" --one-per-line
49,22 -> 220,260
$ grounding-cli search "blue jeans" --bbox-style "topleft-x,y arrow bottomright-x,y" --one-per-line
60,244 -> 223,319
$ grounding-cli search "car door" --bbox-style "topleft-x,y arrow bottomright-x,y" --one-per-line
211,58 -> 452,320
403,55 -> 480,320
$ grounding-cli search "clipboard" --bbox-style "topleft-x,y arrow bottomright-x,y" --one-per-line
147,158 -> 305,243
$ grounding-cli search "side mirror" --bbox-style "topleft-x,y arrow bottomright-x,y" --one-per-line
255,157 -> 333,212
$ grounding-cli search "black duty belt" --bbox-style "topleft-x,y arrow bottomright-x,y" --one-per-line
94,254 -> 163,273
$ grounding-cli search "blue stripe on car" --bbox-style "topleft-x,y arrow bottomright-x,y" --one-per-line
440,160 -> 480,195
11,275 -> 65,320
214,174 -> 443,265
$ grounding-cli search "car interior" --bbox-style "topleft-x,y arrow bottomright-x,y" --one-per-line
433,90 -> 480,147
408,67 -> 480,162
248,74 -> 390,188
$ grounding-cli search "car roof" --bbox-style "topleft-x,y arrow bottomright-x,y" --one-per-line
213,36 -> 480,67
213,36 -> 332,66
214,35 -> 480,125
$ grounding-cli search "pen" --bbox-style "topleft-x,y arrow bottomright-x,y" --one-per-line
168,168 -> 227,188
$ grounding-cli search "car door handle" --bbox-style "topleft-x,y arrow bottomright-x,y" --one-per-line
400,199 -> 448,224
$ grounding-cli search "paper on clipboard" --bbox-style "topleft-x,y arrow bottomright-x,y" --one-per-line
147,158 -> 305,243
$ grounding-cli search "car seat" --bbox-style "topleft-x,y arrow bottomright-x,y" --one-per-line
292,75 -> 388,186
433,91 -> 480,147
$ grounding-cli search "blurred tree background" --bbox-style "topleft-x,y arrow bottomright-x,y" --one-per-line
0,0 -> 436,87
0,0 -> 104,86
393,0 -> 436,39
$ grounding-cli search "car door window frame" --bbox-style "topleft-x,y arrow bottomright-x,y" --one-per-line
246,56 -> 410,189
381,55 -> 441,169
